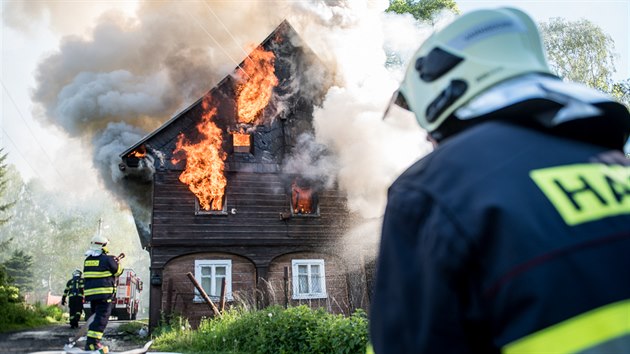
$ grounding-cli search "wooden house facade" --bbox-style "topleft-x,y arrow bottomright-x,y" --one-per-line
119,21 -> 370,329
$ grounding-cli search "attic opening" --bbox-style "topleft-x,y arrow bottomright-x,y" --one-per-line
124,145 -> 147,168
232,132 -> 252,154
291,177 -> 319,217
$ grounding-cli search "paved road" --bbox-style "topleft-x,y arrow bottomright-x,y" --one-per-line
0,320 -> 148,354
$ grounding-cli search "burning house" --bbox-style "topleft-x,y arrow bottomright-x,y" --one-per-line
118,21 -> 369,328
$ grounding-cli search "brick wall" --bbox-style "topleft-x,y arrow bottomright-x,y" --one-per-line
161,252 -> 256,325
266,252 -> 351,314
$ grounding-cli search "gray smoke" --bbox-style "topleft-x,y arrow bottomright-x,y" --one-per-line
17,0 -> 437,261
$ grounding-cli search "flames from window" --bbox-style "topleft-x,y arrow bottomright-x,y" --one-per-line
170,45 -> 278,211
232,132 -> 251,147
172,97 -> 227,211
236,46 -> 279,124
292,179 -> 314,214
128,146 -> 146,158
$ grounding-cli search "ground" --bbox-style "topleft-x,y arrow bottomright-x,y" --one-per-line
0,320 -> 149,354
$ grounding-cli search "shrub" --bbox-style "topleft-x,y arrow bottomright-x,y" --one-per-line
152,305 -> 369,354
0,302 -> 56,332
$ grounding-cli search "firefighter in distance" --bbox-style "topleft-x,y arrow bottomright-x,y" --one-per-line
61,269 -> 84,329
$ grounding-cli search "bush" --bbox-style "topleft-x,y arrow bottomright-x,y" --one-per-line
0,302 -> 58,332
152,305 -> 369,354
0,285 -> 21,304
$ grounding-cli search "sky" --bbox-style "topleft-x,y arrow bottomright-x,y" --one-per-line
0,0 -> 629,205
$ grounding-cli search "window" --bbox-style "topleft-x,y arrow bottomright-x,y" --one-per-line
194,260 -> 232,301
290,178 -> 319,216
232,132 -> 252,153
195,196 -> 228,215
291,259 -> 327,299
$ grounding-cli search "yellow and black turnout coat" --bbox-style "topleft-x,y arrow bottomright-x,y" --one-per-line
371,120 -> 630,354
83,253 -> 123,301
63,276 -> 84,299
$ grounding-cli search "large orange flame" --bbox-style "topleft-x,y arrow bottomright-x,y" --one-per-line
172,98 -> 227,211
236,46 -> 279,124
291,180 -> 313,214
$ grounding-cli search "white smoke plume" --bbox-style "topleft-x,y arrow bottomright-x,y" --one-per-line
11,0 -> 441,257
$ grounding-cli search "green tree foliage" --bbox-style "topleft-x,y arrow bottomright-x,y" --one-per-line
0,149 -> 15,227
540,18 -> 618,93
4,250 -> 34,293
386,0 -> 459,23
611,79 -> 630,108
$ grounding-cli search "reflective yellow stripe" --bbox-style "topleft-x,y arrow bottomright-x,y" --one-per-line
84,287 -> 115,296
530,164 -> 630,226
84,260 -> 100,267
87,330 -> 104,339
504,299 -> 630,354
84,271 -> 113,278
114,263 -> 123,277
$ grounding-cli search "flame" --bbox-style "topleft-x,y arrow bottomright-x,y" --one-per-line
130,151 -> 146,158
232,132 -> 251,147
292,180 -> 313,214
172,97 -> 227,211
129,146 -> 146,158
236,46 -> 279,124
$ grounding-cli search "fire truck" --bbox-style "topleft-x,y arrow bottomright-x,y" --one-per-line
84,268 -> 143,320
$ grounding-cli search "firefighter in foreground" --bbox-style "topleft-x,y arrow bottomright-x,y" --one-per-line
83,235 -> 123,353
371,7 -> 630,353
61,269 -> 84,329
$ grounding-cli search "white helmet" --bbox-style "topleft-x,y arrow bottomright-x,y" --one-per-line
90,234 -> 109,250
392,7 -> 552,141
72,269 -> 82,277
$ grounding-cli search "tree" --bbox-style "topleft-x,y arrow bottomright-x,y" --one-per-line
386,0 -> 459,24
540,18 -> 617,93
0,149 -> 15,227
4,250 -> 34,292
611,79 -> 630,108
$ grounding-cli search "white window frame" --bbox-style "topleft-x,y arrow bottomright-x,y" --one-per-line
194,259 -> 233,302
291,259 -> 327,300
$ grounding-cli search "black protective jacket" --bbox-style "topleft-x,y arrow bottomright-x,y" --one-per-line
63,276 -> 84,299
370,120 -> 630,353
83,252 -> 123,302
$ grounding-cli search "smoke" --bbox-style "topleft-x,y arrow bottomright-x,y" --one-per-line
282,133 -> 337,189
19,0 -> 439,259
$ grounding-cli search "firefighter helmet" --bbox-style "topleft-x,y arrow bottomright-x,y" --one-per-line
89,234 -> 109,250
73,269 -> 82,277
391,7 -> 552,141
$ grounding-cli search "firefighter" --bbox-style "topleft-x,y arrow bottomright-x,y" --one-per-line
371,7 -> 630,354
83,235 -> 123,353
61,269 -> 84,329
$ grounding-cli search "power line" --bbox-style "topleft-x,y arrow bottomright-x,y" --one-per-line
202,1 -> 254,63
182,5 -> 251,80
0,79 -> 65,181
1,130 -> 45,181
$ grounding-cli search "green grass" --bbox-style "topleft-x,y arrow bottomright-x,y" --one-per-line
0,302 -> 62,333
152,305 -> 369,354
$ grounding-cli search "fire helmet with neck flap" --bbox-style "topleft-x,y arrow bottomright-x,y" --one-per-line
90,234 -> 109,251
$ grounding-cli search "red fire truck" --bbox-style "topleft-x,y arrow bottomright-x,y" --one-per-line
84,268 -> 143,320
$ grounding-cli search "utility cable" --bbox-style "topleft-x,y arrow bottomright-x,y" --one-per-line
0,79 -> 65,181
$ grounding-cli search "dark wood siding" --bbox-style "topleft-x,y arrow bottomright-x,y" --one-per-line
150,170 -> 350,268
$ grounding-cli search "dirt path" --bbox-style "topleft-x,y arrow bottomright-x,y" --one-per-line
0,320 -> 148,354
